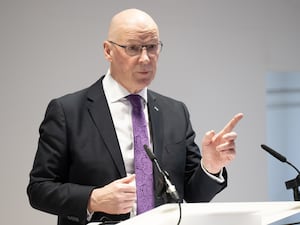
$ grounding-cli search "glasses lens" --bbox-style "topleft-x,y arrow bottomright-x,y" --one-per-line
125,42 -> 163,56
146,44 -> 158,54
126,45 -> 140,56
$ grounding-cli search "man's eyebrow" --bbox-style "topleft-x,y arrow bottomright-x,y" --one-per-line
126,39 -> 159,44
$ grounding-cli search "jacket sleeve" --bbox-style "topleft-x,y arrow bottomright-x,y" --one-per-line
27,99 -> 94,225
181,102 -> 228,202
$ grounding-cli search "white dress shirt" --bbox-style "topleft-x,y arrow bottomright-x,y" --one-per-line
102,71 -> 152,216
102,71 -> 151,175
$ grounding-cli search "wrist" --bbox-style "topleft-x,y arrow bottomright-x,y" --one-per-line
201,159 -> 221,174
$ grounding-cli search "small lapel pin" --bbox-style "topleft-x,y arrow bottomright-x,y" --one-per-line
154,106 -> 159,111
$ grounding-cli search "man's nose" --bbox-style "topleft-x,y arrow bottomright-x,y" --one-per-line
138,48 -> 150,64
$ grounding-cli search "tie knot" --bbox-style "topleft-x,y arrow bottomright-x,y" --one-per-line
127,94 -> 143,111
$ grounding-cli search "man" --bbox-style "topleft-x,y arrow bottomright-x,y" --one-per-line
27,8 -> 243,225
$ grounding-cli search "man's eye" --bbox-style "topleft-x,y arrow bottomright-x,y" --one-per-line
127,45 -> 140,52
146,44 -> 156,51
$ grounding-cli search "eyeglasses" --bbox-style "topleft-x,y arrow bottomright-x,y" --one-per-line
108,40 -> 163,56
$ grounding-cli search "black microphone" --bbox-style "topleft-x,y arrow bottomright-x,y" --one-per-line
143,145 -> 180,202
261,144 -> 287,162
261,144 -> 300,174
261,144 -> 300,201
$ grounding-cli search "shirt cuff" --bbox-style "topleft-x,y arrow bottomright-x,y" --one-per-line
200,159 -> 225,183
87,209 -> 94,221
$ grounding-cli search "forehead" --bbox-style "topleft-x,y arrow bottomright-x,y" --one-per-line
122,29 -> 159,43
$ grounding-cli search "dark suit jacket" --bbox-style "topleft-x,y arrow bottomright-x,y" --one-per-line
27,76 -> 227,225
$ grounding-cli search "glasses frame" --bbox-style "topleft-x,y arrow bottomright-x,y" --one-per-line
108,40 -> 163,56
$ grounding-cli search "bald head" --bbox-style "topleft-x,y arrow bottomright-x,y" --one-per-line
108,9 -> 159,42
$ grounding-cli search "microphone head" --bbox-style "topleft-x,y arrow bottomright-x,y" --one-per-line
261,144 -> 287,163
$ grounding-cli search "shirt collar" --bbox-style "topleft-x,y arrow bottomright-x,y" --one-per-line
102,69 -> 148,104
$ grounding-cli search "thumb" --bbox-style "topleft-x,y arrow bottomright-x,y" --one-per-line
202,130 -> 215,146
119,174 -> 136,184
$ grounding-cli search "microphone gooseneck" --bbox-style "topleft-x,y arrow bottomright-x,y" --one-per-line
143,145 -> 180,202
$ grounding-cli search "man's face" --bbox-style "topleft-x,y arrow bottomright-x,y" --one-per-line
105,27 -> 160,93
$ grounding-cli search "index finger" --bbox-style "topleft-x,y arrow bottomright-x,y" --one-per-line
221,113 -> 244,134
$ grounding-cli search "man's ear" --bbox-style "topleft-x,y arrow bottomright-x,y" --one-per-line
103,41 -> 113,62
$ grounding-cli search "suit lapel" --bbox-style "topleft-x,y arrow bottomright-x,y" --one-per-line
148,91 -> 167,204
86,78 -> 126,177
148,91 -> 164,162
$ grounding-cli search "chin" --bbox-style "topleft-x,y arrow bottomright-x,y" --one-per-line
142,76 -> 154,86
133,79 -> 152,92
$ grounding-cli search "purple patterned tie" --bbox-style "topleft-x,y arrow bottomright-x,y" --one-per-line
127,94 -> 154,214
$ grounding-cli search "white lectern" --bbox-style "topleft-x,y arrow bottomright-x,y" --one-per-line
88,201 -> 300,225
